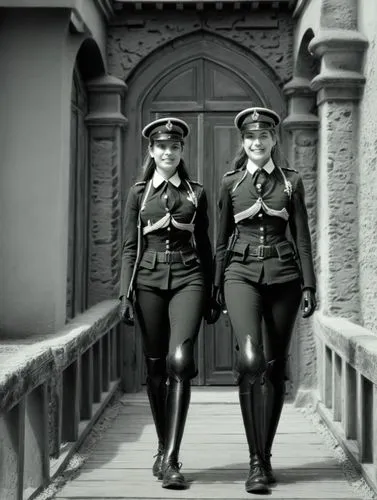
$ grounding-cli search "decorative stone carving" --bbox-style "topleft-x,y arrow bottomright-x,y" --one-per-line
85,75 -> 127,306
108,10 -> 294,85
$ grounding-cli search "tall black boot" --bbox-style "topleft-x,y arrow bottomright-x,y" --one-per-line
263,377 -> 286,484
239,374 -> 270,494
145,358 -> 167,478
160,379 -> 191,489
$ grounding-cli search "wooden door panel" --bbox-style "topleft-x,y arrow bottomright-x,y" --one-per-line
203,113 -> 240,384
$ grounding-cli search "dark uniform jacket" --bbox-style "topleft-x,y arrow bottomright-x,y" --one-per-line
214,162 -> 316,290
120,173 -> 213,302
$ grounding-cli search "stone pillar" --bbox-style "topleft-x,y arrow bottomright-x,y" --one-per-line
309,29 -> 367,322
282,78 -> 319,402
85,75 -> 128,307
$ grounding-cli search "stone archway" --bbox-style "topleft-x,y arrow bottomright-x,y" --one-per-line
124,31 -> 286,188
65,38 -> 128,311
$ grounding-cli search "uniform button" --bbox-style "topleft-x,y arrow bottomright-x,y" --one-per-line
163,194 -> 168,199
260,227 -> 264,232
165,239 -> 169,243
165,208 -> 169,212
260,236 -> 265,242
167,227 -> 171,231
256,183 -> 262,190
258,213 -> 263,218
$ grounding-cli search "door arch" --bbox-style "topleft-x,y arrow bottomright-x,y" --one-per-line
124,33 -> 286,385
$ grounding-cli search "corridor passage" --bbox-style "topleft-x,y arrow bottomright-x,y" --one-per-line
52,388 -> 372,500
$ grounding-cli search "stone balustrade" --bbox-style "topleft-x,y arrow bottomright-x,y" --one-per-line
314,312 -> 377,492
0,300 -> 122,500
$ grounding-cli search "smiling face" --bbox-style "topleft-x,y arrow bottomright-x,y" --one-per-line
149,140 -> 183,178
242,129 -> 276,167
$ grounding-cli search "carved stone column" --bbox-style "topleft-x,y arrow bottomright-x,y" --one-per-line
283,78 -> 319,402
309,29 -> 367,322
85,75 -> 128,307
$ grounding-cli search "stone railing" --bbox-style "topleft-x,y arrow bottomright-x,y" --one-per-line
0,300 -> 122,500
314,313 -> 377,492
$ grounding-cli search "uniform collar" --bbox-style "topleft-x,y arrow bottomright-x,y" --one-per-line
246,158 -> 275,176
152,169 -> 181,188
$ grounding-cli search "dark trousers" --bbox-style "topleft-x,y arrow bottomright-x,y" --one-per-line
224,278 -> 302,369
135,283 -> 206,463
135,283 -> 205,368
224,277 -> 302,463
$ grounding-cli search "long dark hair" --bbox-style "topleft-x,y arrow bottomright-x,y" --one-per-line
138,139 -> 190,182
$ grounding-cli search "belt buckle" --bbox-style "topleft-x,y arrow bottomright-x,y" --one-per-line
257,245 -> 265,260
164,250 -> 172,263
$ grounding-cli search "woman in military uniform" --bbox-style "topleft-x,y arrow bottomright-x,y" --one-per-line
213,107 -> 317,494
119,117 -> 220,490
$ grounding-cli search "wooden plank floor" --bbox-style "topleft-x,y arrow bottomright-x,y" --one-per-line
55,388 -> 368,499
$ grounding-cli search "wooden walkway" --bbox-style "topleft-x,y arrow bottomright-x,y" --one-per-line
55,388 -> 369,499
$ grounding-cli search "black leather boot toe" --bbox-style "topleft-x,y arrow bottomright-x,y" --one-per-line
245,456 -> 270,494
161,459 -> 188,489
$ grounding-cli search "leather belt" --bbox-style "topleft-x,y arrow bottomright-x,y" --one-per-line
231,241 -> 294,260
142,250 -> 196,264
249,245 -> 278,259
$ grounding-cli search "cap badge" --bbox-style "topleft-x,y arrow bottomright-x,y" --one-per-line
165,120 -> 173,131
251,110 -> 259,121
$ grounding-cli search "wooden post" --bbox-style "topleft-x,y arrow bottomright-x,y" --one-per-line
62,359 -> 81,442
102,333 -> 111,392
324,345 -> 333,409
80,348 -> 94,420
343,362 -> 357,439
93,340 -> 103,403
332,353 -> 342,422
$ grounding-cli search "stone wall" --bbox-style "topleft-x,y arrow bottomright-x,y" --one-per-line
108,8 -> 294,86
357,0 -> 377,333
291,129 -> 318,392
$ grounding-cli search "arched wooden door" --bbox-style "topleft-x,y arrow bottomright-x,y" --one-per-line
124,36 -> 285,385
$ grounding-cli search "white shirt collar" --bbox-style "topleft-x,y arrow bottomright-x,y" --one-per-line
246,158 -> 275,176
152,169 -> 181,188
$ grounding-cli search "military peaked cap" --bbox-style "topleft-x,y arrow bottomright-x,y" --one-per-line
142,117 -> 190,141
234,107 -> 281,132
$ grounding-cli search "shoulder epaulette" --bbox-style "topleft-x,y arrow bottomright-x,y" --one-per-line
223,169 -> 237,177
281,166 -> 298,173
134,180 -> 147,186
189,179 -> 203,186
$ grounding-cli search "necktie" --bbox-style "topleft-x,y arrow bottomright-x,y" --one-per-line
255,168 -> 267,193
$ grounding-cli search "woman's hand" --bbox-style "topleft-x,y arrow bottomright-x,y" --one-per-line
205,296 -> 222,325
120,296 -> 135,325
302,288 -> 317,318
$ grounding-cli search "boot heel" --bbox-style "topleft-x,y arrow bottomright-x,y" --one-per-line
152,450 -> 164,478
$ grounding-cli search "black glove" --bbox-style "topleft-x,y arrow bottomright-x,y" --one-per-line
120,295 -> 135,326
302,288 -> 317,318
205,295 -> 221,325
